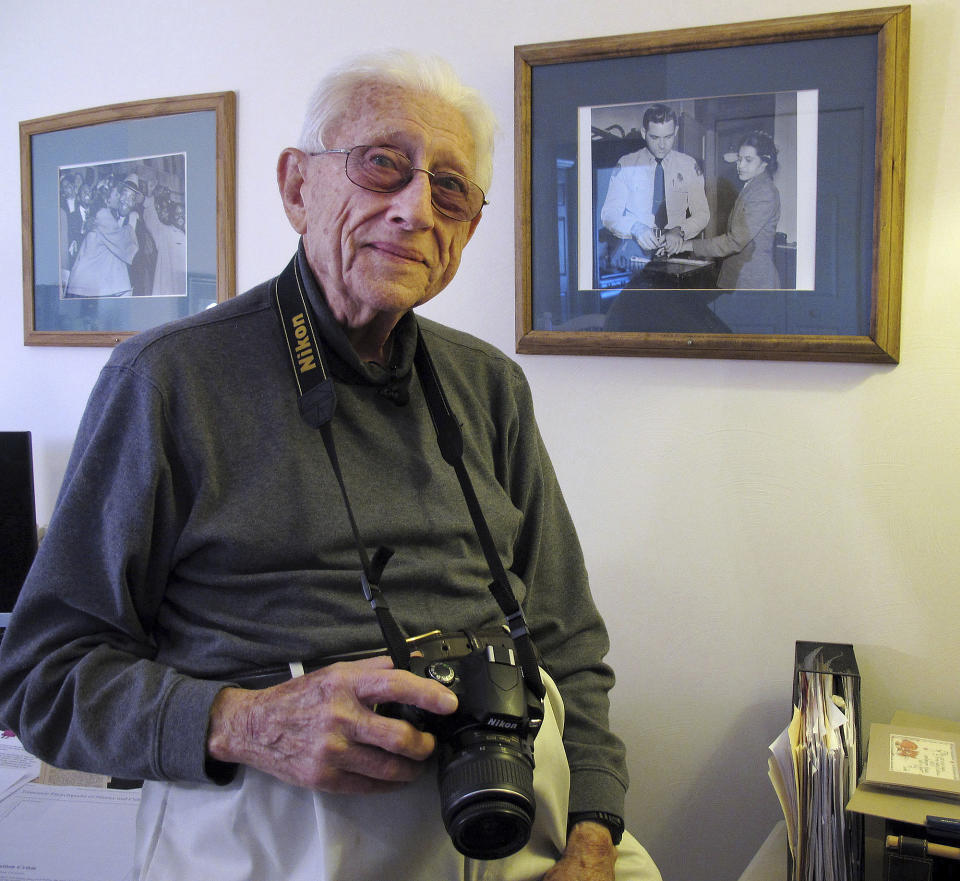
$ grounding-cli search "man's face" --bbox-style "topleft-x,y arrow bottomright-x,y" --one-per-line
287,84 -> 480,329
60,178 -> 75,201
78,185 -> 93,206
105,187 -> 121,212
642,119 -> 678,161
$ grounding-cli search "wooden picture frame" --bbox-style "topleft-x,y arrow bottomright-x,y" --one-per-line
21,91 -> 236,346
515,7 -> 909,362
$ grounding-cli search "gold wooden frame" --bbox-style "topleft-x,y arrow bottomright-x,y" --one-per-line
21,91 -> 236,346
515,7 -> 909,362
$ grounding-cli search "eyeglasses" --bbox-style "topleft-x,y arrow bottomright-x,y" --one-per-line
310,145 -> 487,222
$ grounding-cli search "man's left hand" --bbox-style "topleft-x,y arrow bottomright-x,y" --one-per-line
660,227 -> 686,257
543,821 -> 618,881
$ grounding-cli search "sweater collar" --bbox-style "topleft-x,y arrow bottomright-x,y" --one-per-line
293,242 -> 416,402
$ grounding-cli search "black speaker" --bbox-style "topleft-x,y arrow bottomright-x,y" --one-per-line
0,431 -> 39,612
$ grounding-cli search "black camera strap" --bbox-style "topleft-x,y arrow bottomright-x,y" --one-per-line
273,256 -> 544,700
412,330 -> 545,701
273,257 -> 410,670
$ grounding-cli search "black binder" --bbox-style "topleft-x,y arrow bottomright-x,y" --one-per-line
0,431 -> 39,618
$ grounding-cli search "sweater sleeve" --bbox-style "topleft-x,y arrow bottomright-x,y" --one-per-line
0,361 -> 229,783
503,367 -> 629,818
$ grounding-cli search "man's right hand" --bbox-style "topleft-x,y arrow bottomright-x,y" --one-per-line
206,655 -> 458,793
631,223 -> 662,252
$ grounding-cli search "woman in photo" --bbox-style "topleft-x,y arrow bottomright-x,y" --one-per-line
678,130 -> 782,290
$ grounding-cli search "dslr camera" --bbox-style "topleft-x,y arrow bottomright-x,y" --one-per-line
379,628 -> 545,860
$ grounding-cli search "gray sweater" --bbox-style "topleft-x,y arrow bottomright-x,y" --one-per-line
0,250 -> 628,817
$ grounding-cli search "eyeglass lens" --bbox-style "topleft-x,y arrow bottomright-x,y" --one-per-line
345,146 -> 483,222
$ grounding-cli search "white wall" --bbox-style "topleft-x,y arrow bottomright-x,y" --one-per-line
3,2 -> 958,879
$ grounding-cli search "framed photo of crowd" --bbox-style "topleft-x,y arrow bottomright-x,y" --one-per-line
515,7 -> 909,362
21,91 -> 236,346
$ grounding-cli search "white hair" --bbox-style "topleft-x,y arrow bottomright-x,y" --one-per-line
297,50 -> 497,193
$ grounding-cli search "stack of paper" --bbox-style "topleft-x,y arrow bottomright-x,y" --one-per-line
0,733 -> 139,880
0,784 -> 140,880
769,667 -> 860,881
0,731 -> 41,804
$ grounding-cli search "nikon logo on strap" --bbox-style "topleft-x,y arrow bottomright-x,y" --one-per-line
290,312 -> 317,373
273,255 -> 336,428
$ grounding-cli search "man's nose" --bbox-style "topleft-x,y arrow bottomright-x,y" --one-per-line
389,169 -> 435,229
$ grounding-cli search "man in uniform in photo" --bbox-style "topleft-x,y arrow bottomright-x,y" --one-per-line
600,103 -> 709,261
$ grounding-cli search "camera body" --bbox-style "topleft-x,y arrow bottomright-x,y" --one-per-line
379,629 -> 544,860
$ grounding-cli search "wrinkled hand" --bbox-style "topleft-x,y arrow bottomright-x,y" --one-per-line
543,821 -> 618,881
206,655 -> 458,793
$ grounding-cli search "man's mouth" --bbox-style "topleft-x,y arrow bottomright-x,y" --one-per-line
368,242 -> 427,265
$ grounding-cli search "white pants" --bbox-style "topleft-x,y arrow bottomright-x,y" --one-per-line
135,673 -> 661,881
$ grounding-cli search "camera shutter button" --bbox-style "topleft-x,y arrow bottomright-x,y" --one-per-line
427,662 -> 457,685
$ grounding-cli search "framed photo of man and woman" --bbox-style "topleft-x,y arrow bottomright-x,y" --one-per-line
21,91 -> 236,346
515,7 -> 909,362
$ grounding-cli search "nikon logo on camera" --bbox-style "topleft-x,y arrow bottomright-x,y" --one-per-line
486,717 -> 520,730
290,312 -> 317,373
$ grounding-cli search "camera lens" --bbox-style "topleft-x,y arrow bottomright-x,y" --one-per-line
448,799 -> 531,859
438,740 -> 536,860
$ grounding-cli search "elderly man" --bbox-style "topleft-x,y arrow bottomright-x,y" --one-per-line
0,52 -> 660,881
600,103 -> 709,259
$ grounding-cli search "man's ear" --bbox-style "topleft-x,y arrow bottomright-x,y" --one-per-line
277,148 -> 308,234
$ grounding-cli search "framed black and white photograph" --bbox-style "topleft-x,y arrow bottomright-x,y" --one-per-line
21,92 -> 236,346
580,90 -> 818,296
515,7 -> 909,362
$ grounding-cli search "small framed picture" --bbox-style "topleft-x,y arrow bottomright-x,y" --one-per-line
515,7 -> 909,362
21,92 -> 236,346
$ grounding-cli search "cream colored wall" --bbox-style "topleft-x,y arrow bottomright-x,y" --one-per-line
2,2 -> 958,879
